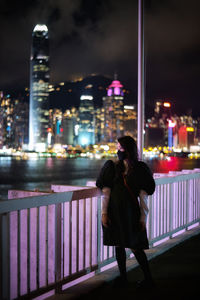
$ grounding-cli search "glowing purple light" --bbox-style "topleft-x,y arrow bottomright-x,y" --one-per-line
168,127 -> 173,148
114,87 -> 120,95
107,80 -> 123,96
107,89 -> 112,96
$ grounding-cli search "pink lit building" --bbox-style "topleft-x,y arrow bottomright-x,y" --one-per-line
102,76 -> 124,142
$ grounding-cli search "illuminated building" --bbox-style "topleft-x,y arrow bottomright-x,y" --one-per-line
48,108 -> 77,146
29,24 -> 50,151
0,94 -> 14,147
196,118 -> 200,143
146,99 -> 175,147
94,107 -> 104,143
49,109 -> 63,145
0,92 -> 29,149
0,92 -> 4,148
178,126 -> 195,150
13,100 -> 29,149
124,105 -> 137,139
62,118 -> 74,145
62,109 -> 77,145
78,95 -> 95,146
168,120 -> 176,149
103,77 -> 124,142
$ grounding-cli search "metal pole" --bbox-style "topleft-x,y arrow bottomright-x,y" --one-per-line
137,0 -> 144,160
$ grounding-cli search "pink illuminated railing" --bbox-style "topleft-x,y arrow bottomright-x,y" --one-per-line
148,169 -> 200,245
0,186 -> 102,300
1,169 -> 200,300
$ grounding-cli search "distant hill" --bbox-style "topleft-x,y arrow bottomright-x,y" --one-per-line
49,74 -> 112,110
3,74 -> 135,112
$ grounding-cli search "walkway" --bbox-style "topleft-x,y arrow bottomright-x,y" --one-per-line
47,226 -> 200,300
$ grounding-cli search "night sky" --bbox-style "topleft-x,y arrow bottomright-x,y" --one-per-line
0,0 -> 200,115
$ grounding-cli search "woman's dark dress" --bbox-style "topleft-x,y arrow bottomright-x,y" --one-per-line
96,160 -> 155,250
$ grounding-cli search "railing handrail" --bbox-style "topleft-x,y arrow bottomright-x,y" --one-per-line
154,171 -> 200,185
1,171 -> 200,214
0,187 -> 101,214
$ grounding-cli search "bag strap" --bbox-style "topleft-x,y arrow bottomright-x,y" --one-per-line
123,174 -> 140,208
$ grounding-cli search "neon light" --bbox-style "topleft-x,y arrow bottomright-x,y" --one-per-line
124,105 -> 134,109
33,24 -> 48,32
47,132 -> 51,145
81,137 -> 89,145
107,79 -> 123,96
168,120 -> 176,128
168,127 -> 173,148
108,80 -> 123,89
107,89 -> 112,96
186,127 -> 194,132
75,125 -> 79,136
163,102 -> 171,108
114,87 -> 120,95
80,95 -> 93,100
57,120 -> 61,134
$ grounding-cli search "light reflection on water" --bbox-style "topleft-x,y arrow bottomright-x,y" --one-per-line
0,157 -> 107,200
1,156 -> 200,200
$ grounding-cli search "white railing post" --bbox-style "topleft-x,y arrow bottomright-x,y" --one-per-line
169,182 -> 174,238
55,203 -> 62,293
0,213 -> 10,300
96,194 -> 102,274
198,178 -> 200,222
186,179 -> 190,229
147,195 -> 153,241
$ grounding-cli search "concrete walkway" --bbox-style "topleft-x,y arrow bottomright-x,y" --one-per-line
47,226 -> 200,300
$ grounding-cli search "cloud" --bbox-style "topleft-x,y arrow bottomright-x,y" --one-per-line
146,0 -> 200,57
0,0 -> 200,115
49,0 -> 139,82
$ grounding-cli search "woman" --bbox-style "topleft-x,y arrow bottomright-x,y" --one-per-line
96,136 -> 155,288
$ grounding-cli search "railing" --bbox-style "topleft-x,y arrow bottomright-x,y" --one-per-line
148,169 -> 200,245
1,169 -> 200,300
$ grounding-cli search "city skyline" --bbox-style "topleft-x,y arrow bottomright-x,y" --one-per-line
0,0 -> 200,116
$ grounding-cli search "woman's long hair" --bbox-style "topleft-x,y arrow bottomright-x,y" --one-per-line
116,136 -> 139,176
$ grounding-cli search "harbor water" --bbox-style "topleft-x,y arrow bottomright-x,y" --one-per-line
1,156 -> 200,200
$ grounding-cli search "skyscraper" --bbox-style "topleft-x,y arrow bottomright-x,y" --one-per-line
29,24 -> 50,151
103,76 -> 124,142
124,105 -> 137,139
78,95 -> 95,146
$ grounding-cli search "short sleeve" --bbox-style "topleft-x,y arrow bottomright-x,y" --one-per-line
96,160 -> 115,189
137,161 -> 155,195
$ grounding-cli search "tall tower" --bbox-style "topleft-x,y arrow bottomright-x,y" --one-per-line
29,24 -> 50,151
103,76 -> 124,142
78,95 -> 95,146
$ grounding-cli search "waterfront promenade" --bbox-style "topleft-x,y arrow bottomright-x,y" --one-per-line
1,168 -> 200,299
47,226 -> 200,300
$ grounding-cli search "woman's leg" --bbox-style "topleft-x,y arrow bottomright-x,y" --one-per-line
131,249 -> 153,282
115,246 -> 127,280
